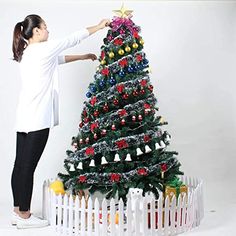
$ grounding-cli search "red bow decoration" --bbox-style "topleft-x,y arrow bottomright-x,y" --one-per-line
144,103 -> 151,109
116,84 -> 125,93
143,135 -> 151,143
90,122 -> 98,132
115,139 -> 128,149
85,147 -> 95,156
101,68 -> 109,76
78,175 -> 87,183
119,58 -> 128,67
110,173 -> 121,182
114,38 -> 123,46
137,168 -> 148,176
118,109 -> 127,117
140,79 -> 147,87
133,31 -> 140,39
136,54 -> 142,62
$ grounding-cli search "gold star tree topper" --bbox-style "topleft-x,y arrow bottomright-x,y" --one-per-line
113,3 -> 133,18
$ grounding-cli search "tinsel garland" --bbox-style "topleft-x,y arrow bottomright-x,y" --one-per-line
64,157 -> 178,188
67,129 -> 166,163
80,93 -> 157,133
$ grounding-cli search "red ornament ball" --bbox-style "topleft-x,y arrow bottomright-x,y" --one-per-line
132,115 -> 136,122
94,133 -> 98,140
140,89 -> 145,95
79,138 -> 83,144
133,90 -> 138,96
121,119 -> 125,125
101,129 -> 107,136
149,85 -> 154,91
138,115 -> 143,121
93,110 -> 99,117
85,137 -> 90,144
79,122 -> 83,128
84,117 -> 90,123
122,93 -> 129,100
103,104 -> 109,112
113,98 -> 119,106
112,124 -> 116,131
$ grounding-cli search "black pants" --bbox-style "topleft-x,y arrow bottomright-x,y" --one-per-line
11,128 -> 49,211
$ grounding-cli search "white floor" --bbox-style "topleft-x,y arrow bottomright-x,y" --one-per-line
1,180 -> 235,236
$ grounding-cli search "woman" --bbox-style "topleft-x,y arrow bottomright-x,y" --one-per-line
11,14 -> 110,229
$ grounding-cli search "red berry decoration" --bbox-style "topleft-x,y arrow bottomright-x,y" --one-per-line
112,124 -> 116,131
93,110 -> 99,117
132,90 -> 138,96
85,137 -> 90,144
94,133 -> 98,140
78,175 -> 87,183
149,85 -> 154,91
113,98 -> 119,106
118,109 -> 127,117
101,129 -> 107,136
132,115 -> 136,122
140,89 -> 145,95
84,117 -> 90,123
103,103 -> 109,112
121,119 -> 126,125
122,93 -> 129,100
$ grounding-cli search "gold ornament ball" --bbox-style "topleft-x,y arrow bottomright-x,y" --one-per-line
101,59 -> 106,65
132,43 -> 138,49
118,49 -> 125,55
125,46 -> 131,52
139,39 -> 144,45
109,52 -> 115,58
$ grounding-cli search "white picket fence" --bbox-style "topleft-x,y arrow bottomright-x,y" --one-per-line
42,176 -> 203,236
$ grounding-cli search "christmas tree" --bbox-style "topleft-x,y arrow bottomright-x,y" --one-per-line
58,5 -> 183,201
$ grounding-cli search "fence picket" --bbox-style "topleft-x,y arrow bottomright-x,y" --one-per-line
43,176 -> 203,236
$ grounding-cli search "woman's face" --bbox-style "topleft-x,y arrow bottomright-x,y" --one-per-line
38,21 -> 49,42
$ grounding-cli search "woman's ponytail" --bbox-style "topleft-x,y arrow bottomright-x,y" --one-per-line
12,22 -> 27,62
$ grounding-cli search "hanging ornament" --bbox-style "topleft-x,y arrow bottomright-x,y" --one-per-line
139,38 -> 144,45
138,114 -> 143,121
114,153 -> 120,161
140,79 -> 147,87
125,45 -> 131,52
118,49 -> 125,55
113,98 -> 119,106
109,77 -> 116,85
93,110 -> 99,117
145,145 -> 152,153
112,124 -> 116,130
94,133 -> 98,140
132,43 -> 139,49
155,142 -> 161,150
140,89 -> 145,95
90,85 -> 97,93
101,59 -> 106,65
69,164 -> 75,172
161,163 -> 167,179
79,138 -> 83,145
122,93 -> 129,100
121,118 -> 126,125
145,109 -> 150,115
89,160 -> 95,167
85,137 -> 90,144
77,162 -> 83,170
99,79 -> 105,88
127,66 -> 134,73
132,115 -> 136,122
119,70 -> 125,78
132,90 -> 138,96
160,140 -> 166,148
149,85 -> 154,92
101,129 -> 107,136
109,52 -> 115,58
101,156 -> 108,164
125,153 -> 132,161
136,148 -> 143,156
86,91 -> 92,98
103,103 -> 109,112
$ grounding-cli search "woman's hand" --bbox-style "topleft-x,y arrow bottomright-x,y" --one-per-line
98,19 -> 111,29
85,53 -> 97,61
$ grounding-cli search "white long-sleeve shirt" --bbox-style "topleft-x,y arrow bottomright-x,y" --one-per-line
15,28 -> 90,132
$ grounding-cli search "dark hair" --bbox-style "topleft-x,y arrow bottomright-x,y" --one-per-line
12,14 -> 43,62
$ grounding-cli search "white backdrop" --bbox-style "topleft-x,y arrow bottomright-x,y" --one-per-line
0,0 -> 236,224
